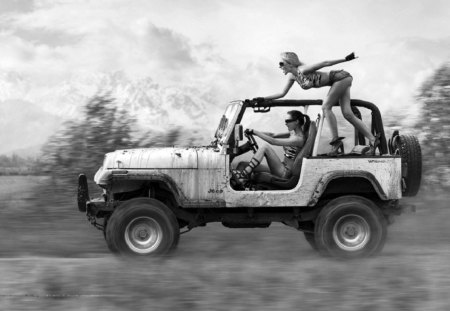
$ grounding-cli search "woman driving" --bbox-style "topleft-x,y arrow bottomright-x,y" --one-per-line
232,110 -> 310,187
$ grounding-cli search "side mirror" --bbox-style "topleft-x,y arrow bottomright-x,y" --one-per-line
234,124 -> 243,142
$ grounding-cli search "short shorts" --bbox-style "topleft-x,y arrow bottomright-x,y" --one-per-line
329,70 -> 352,86
281,161 -> 293,179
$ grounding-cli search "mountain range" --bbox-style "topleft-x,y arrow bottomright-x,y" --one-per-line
0,71 -> 221,156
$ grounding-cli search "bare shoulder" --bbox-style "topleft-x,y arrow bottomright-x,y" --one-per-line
297,66 -> 308,74
291,132 -> 305,146
286,72 -> 296,80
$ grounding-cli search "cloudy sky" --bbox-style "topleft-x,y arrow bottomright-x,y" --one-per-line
0,0 -> 449,154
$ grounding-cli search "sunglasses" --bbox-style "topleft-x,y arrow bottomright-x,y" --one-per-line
279,61 -> 290,67
285,118 -> 296,123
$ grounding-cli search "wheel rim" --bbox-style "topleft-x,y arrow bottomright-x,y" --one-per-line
124,217 -> 163,254
332,214 -> 370,252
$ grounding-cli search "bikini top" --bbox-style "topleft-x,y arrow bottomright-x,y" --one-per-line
295,70 -> 322,90
283,130 -> 306,160
283,145 -> 301,160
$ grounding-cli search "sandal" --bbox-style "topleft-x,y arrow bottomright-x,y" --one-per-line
231,158 -> 260,188
362,134 -> 380,156
329,136 -> 345,145
327,137 -> 345,156
247,158 -> 260,170
231,169 -> 250,188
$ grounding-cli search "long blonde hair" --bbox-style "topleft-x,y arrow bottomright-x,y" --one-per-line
280,52 -> 302,66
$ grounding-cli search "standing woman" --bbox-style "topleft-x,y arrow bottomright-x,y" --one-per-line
254,51 -> 379,155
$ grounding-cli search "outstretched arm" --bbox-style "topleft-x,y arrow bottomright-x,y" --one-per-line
273,132 -> 290,138
260,75 -> 295,100
254,130 -> 304,147
259,132 -> 289,138
299,52 -> 357,74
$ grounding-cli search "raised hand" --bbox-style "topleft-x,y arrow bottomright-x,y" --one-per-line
345,52 -> 357,61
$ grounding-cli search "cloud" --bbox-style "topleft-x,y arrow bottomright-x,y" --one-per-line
1,0 -> 449,154
0,1 -> 220,85
0,99 -> 61,154
0,0 -> 33,14
145,24 -> 196,67
12,27 -> 82,47
352,37 -> 450,109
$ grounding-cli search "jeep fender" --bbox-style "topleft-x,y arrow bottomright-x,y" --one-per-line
111,172 -> 185,207
307,170 -> 387,206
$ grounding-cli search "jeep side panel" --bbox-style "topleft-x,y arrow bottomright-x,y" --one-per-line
100,148 -> 229,208
101,154 -> 401,209
221,156 -> 402,208
196,148 -> 228,207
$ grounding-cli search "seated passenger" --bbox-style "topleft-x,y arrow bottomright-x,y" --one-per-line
232,110 -> 310,187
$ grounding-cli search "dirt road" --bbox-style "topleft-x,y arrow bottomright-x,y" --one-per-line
1,176 -> 449,310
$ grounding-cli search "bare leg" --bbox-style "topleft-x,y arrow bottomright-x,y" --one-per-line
236,161 -> 270,173
243,144 -> 285,177
339,87 -> 375,144
322,83 -> 346,141
323,77 -> 375,143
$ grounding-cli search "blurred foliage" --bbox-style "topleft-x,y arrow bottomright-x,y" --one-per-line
0,154 -> 41,175
40,95 -> 181,182
415,62 -> 450,191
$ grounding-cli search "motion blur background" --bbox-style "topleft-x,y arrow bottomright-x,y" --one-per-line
0,0 -> 449,310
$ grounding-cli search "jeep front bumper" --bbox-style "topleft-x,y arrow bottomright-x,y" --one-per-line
77,173 -> 112,216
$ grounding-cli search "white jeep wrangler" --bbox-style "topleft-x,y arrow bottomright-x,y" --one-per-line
77,99 -> 421,258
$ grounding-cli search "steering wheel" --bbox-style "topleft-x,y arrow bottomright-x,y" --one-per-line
244,129 -> 259,153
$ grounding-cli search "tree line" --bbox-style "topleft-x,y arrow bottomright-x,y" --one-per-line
0,154 -> 43,175
39,94 -> 183,182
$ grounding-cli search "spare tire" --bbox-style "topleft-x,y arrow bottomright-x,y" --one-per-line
392,134 -> 422,196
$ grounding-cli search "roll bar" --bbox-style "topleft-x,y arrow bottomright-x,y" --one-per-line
241,99 -> 388,154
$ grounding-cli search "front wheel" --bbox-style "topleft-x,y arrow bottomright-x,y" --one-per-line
105,198 -> 179,256
314,196 -> 387,258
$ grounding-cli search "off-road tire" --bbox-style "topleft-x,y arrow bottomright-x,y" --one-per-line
392,134 -> 422,196
104,217 -> 119,253
314,195 -> 387,259
105,198 -> 179,256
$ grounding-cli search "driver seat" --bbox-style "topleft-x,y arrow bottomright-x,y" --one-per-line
253,122 -> 317,190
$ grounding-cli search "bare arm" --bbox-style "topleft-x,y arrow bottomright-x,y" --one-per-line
299,59 -> 347,74
262,75 -> 295,100
273,132 -> 290,138
254,130 -> 304,147
259,132 -> 289,138
299,53 -> 357,74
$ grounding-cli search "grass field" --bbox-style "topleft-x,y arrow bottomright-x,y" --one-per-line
0,176 -> 449,310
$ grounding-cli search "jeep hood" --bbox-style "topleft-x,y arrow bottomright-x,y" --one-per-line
103,147 -> 198,169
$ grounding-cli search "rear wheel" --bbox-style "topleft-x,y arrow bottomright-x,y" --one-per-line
106,198 -> 179,256
315,196 -> 387,258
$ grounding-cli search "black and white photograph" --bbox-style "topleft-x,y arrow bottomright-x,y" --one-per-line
0,0 -> 449,310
